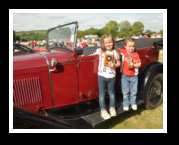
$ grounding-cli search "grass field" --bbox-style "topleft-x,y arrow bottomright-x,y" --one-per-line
97,104 -> 163,129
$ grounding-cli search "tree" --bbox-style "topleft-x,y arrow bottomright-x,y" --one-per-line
77,30 -> 88,38
13,30 -> 15,42
13,30 -> 20,42
96,28 -> 106,37
15,30 -> 47,41
86,27 -> 98,35
77,28 -> 99,38
119,21 -> 132,38
144,30 -> 154,37
160,29 -> 163,36
103,20 -> 119,38
119,21 -> 131,31
132,21 -> 144,36
77,30 -> 84,38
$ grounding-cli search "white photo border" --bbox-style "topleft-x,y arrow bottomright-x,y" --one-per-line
9,9 -> 167,133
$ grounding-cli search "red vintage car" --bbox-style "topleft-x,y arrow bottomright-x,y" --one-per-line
13,22 -> 163,128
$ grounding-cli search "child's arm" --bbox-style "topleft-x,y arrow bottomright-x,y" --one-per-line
115,50 -> 120,68
108,61 -> 120,69
115,60 -> 120,68
133,53 -> 141,68
109,50 -> 120,69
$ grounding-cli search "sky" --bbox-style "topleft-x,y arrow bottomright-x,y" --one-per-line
13,13 -> 163,32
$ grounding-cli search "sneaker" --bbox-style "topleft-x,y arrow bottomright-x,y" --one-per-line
109,107 -> 117,117
123,106 -> 129,111
131,104 -> 137,110
100,109 -> 111,120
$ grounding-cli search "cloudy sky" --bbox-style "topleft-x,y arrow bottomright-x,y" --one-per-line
13,12 -> 163,32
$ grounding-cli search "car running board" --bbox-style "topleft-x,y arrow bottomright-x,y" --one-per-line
44,99 -> 144,129
81,99 -> 144,128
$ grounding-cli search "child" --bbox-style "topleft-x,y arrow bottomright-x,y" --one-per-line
120,38 -> 141,111
93,34 -> 120,120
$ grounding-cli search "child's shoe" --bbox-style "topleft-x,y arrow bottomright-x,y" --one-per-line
131,104 -> 137,110
109,107 -> 117,117
123,106 -> 129,111
100,109 -> 111,120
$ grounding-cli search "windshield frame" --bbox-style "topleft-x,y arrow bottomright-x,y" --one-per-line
47,21 -> 78,52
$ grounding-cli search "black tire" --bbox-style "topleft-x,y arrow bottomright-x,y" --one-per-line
144,73 -> 163,109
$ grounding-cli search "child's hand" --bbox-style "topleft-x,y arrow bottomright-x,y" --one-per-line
128,62 -> 134,69
115,60 -> 120,68
109,62 -> 115,69
133,62 -> 141,68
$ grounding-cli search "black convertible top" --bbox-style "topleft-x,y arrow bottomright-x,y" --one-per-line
116,38 -> 163,49
81,38 -> 163,56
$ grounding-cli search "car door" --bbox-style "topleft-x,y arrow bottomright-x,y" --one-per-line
78,48 -> 99,102
46,51 -> 79,108
46,22 -> 79,108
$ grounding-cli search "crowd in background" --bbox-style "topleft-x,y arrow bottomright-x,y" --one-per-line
15,33 -> 162,50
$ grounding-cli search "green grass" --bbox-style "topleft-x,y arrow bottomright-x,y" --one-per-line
97,104 -> 163,129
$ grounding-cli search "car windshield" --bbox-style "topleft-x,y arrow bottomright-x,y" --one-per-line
47,23 -> 77,52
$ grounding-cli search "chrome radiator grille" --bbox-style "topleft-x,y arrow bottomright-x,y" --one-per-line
13,77 -> 42,107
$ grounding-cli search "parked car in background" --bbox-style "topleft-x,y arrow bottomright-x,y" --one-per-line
33,47 -> 47,52
13,43 -> 34,56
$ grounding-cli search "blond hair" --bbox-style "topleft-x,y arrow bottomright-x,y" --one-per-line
100,34 -> 115,52
124,38 -> 136,46
124,38 -> 136,51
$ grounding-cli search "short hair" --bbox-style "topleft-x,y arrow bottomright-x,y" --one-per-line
123,38 -> 136,51
124,38 -> 136,46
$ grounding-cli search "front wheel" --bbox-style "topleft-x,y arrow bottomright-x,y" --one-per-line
144,73 -> 163,109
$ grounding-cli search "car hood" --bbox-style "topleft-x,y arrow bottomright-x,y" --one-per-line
13,50 -> 75,71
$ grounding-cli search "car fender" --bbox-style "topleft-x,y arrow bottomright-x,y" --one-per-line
138,62 -> 163,99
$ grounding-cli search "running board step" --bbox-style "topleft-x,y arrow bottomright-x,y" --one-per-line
81,100 -> 144,128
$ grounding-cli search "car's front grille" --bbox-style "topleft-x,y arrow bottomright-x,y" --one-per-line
13,77 -> 42,107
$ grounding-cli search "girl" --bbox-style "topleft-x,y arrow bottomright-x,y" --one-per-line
94,34 -> 120,120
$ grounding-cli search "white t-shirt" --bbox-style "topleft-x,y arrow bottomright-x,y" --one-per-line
94,48 -> 119,78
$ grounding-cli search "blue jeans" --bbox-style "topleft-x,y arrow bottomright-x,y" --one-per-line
98,75 -> 115,109
121,74 -> 138,107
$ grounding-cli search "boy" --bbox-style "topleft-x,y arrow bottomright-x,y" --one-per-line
120,38 -> 141,111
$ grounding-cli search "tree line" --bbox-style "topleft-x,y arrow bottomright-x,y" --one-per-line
14,20 -> 162,41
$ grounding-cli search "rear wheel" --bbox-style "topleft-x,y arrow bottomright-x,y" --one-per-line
144,73 -> 163,109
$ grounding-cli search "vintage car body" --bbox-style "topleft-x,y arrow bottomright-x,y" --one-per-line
13,22 -> 163,128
